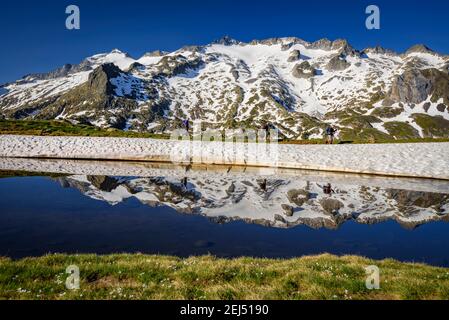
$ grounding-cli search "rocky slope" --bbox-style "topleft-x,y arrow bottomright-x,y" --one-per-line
55,173 -> 449,230
1,37 -> 449,140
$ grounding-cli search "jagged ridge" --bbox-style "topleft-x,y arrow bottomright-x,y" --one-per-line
1,37 -> 449,140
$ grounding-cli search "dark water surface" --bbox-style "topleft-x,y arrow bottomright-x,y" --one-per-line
0,174 -> 449,267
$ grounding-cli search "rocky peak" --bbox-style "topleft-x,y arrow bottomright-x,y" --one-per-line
212,36 -> 241,46
180,45 -> 204,53
23,61 -> 93,82
87,63 -> 122,96
109,48 -> 131,57
249,37 -> 306,48
363,46 -> 397,56
143,50 -> 168,57
306,38 -> 358,56
333,39 -> 359,57
308,38 -> 333,50
406,44 -> 435,55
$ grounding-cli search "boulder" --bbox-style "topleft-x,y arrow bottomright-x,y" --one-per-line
287,50 -> 301,62
287,189 -> 310,206
227,183 -> 236,194
326,55 -> 350,71
274,214 -> 287,223
292,61 -> 317,79
436,103 -> 447,112
319,198 -> 344,215
281,204 -> 294,217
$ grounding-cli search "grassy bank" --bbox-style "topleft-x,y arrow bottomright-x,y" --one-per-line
0,119 -> 168,139
1,119 -> 449,144
1,254 -> 448,300
0,170 -> 68,179
281,137 -> 449,145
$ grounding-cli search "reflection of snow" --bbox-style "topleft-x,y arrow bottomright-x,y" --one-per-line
1,157 -> 448,230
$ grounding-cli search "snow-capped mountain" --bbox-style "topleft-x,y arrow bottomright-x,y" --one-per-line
1,37 -> 449,140
55,173 -> 449,230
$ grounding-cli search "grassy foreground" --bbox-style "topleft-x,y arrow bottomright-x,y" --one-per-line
1,254 -> 449,300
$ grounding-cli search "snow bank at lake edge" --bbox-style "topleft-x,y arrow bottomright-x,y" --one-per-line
0,135 -> 448,180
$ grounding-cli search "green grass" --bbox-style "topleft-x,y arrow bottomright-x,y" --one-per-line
1,119 -> 449,145
0,119 -> 169,139
282,137 -> 449,145
0,170 -> 67,179
1,254 -> 448,300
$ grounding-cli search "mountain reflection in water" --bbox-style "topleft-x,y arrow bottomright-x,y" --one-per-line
1,159 -> 449,265
55,173 -> 449,230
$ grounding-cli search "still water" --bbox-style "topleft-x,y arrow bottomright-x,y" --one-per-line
0,159 -> 448,266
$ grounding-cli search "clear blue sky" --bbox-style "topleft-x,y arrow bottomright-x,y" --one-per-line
1,0 -> 448,85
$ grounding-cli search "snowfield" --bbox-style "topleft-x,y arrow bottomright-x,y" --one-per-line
0,135 -> 448,180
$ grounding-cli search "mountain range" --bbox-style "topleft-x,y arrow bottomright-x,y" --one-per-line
1,36 -> 449,140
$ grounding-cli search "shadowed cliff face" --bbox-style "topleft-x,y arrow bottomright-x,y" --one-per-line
86,63 -> 122,96
54,174 -> 449,230
388,68 -> 449,105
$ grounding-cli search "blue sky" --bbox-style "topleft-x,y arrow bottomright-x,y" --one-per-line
1,0 -> 448,85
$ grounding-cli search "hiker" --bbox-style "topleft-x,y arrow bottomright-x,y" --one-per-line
260,179 -> 267,192
325,126 -> 337,144
182,119 -> 190,132
261,122 -> 270,141
181,177 -> 188,188
321,183 -> 335,196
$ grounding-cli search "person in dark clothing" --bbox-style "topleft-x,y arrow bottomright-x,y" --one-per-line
322,183 -> 335,195
260,179 -> 267,191
181,177 -> 188,188
261,123 -> 270,141
183,119 -> 190,132
262,123 -> 269,132
325,126 -> 337,144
